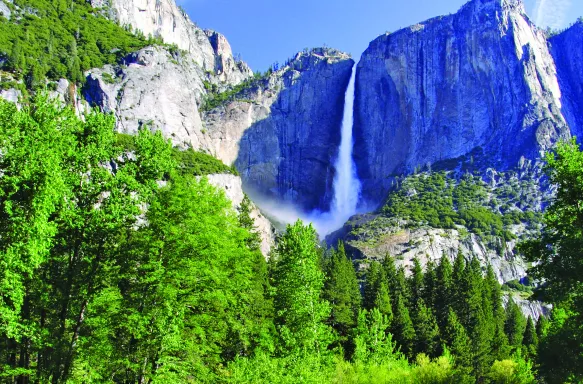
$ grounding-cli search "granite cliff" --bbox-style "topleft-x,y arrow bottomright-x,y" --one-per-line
354,0 -> 571,207
202,49 -> 354,211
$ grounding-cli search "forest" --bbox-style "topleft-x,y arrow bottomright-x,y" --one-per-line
0,97 -> 582,383
0,0 -> 156,89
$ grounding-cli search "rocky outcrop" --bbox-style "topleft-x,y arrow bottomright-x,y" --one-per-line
205,174 -> 275,257
84,46 -> 207,148
0,88 -> 19,103
0,0 -> 11,20
354,0 -> 570,207
90,0 -> 252,85
503,295 -> 550,321
203,49 -> 354,211
550,22 -> 583,140
339,214 -> 528,284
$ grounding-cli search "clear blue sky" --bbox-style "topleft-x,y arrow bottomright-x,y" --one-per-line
179,0 -> 583,72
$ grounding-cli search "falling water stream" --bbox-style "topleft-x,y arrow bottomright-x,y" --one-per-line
309,63 -> 362,237
249,63 -> 362,239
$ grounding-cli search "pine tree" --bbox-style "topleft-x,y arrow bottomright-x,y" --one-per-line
435,254 -> 453,330
522,316 -> 538,360
444,308 -> 473,379
391,292 -> 416,359
272,220 -> 332,355
485,265 -> 509,361
363,261 -> 382,310
413,298 -> 440,358
536,315 -> 549,341
423,260 -> 437,309
323,242 -> 361,339
451,250 -> 467,322
504,297 -> 527,350
409,257 -> 424,308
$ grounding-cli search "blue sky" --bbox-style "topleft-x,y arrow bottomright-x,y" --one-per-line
179,0 -> 583,72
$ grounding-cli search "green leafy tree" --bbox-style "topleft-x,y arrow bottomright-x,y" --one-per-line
521,139 -> 583,382
272,220 -> 332,356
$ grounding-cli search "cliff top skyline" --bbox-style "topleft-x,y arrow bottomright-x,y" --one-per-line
182,0 -> 582,71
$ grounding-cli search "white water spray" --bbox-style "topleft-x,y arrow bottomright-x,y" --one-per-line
249,63 -> 362,239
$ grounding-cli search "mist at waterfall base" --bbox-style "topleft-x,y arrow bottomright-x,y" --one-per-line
251,65 -> 362,240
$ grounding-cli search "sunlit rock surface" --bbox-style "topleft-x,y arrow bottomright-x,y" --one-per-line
354,0 -> 570,207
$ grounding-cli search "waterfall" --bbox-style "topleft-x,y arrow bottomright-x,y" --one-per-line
307,63 -> 361,237
249,63 -> 362,239
329,64 -> 361,225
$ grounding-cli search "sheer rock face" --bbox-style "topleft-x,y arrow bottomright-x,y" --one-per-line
84,47 -> 207,149
202,49 -> 354,212
205,174 -> 275,257
354,0 -> 570,207
550,22 -> 583,140
90,0 -> 252,85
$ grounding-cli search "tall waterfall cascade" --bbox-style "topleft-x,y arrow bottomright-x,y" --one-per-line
249,63 -> 362,238
308,63 -> 362,237
328,65 -> 361,226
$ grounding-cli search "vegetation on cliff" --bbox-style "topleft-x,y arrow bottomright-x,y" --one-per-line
0,98 -> 581,383
0,0 -> 155,89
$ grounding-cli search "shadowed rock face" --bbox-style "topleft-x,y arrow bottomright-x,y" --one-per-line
354,0 -> 570,207
203,49 -> 355,212
550,22 -> 583,140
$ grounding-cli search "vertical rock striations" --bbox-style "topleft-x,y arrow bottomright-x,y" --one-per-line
550,21 -> 583,140
203,49 -> 354,212
354,0 -> 570,206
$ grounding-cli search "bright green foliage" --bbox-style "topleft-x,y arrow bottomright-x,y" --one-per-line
413,350 -> 456,384
451,251 -> 468,323
382,172 -> 535,241
487,350 -> 536,384
535,315 -> 549,341
0,97 -> 272,382
536,307 -> 581,383
0,0 -> 156,87
521,139 -> 583,382
238,195 -> 275,354
323,242 -> 361,353
505,298 -> 527,349
116,133 -> 239,176
352,308 -> 399,364
0,96 -> 174,381
272,220 -> 332,356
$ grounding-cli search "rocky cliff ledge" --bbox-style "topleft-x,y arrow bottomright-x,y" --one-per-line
202,48 -> 354,212
354,0 -> 570,207
90,0 -> 252,85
